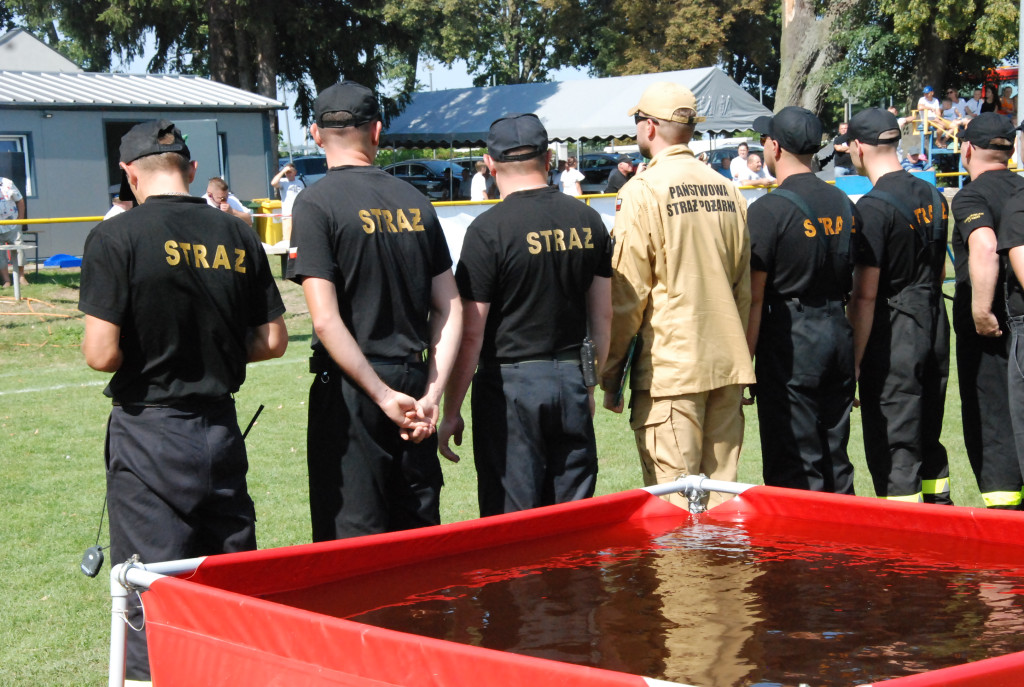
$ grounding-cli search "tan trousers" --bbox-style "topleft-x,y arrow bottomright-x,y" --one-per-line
629,385 -> 744,510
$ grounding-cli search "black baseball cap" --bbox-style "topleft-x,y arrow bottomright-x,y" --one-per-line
848,108 -> 901,146
487,113 -> 548,162
752,106 -> 822,155
120,119 -> 190,164
960,112 -> 1016,151
314,81 -> 381,129
616,155 -> 636,166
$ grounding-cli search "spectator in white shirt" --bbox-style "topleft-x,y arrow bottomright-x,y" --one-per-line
205,177 -> 253,227
558,156 -> 585,196
729,142 -> 750,181
733,152 -> 774,187
271,163 -> 305,241
470,161 -> 490,201
965,88 -> 984,118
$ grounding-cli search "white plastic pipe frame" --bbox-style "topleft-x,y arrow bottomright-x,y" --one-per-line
106,477 -> 753,687
108,557 -> 204,687
643,474 -> 755,513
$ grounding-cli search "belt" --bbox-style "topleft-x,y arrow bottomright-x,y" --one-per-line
112,395 -> 233,410
1008,315 -> 1024,333
482,351 -> 582,366
769,295 -> 845,310
309,352 -> 424,375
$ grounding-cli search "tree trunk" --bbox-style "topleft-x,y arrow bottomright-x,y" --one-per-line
776,0 -> 861,114
234,19 -> 253,92
914,21 -> 950,96
250,8 -> 279,152
207,0 -> 237,86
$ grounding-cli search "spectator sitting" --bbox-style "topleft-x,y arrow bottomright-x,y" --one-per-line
901,151 -> 934,172
998,86 -> 1016,121
917,85 -> 955,140
887,106 -> 912,133
945,88 -> 970,120
981,87 -> 998,113
205,177 -> 253,227
917,85 -> 943,118
965,88 -> 984,118
732,152 -> 774,187
718,155 -> 733,179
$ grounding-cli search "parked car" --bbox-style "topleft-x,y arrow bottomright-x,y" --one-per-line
450,156 -> 485,172
578,153 -> 645,193
280,155 -> 328,186
706,145 -> 763,179
382,159 -> 467,200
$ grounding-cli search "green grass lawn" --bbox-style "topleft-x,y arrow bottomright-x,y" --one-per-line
0,267 -> 984,685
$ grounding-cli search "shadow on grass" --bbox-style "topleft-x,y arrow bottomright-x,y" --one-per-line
23,269 -> 81,289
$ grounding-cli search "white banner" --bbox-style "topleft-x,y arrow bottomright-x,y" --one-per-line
435,192 -> 764,262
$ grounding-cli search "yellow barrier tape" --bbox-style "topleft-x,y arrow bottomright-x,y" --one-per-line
0,216 -> 104,225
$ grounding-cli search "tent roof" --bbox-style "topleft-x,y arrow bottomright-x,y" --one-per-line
382,67 -> 771,147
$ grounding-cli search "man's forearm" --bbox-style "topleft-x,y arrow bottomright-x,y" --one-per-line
422,277 -> 463,408
233,209 -> 253,226
442,300 -> 488,417
968,227 -> 1001,334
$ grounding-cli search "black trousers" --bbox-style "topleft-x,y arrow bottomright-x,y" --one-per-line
756,298 -> 856,494
956,325 -> 1022,508
106,401 -> 256,681
306,360 -> 442,542
1008,317 -> 1024,488
860,286 -> 951,503
471,359 -> 597,517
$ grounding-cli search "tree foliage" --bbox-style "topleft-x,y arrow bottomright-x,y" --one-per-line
7,0 -> 1017,130
779,0 -> 1019,116
7,0 -> 435,125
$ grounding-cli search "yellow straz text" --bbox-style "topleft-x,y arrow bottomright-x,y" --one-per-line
359,208 -> 426,234
803,215 -> 845,238
526,227 -> 595,254
165,241 -> 246,273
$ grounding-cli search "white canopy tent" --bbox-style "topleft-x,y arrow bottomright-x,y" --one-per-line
381,66 -> 772,147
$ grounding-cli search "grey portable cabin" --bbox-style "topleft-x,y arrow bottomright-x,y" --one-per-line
0,29 -> 283,260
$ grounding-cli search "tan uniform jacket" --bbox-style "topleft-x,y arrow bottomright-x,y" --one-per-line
600,143 -> 755,396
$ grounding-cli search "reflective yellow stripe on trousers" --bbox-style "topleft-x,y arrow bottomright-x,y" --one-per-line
884,493 -> 923,503
981,490 -> 1024,508
922,478 -> 950,496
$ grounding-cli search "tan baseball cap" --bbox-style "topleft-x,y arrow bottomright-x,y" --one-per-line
627,82 -> 706,124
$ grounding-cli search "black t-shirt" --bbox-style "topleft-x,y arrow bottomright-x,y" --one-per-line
287,165 -> 453,358
604,168 -> 632,194
833,136 -> 853,169
455,186 -> 612,360
996,187 -> 1024,317
79,195 -> 286,404
748,173 -> 862,300
950,168 -> 1024,332
856,170 -> 949,298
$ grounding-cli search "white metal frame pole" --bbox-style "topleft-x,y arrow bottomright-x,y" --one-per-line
108,557 -> 206,687
642,474 -> 755,498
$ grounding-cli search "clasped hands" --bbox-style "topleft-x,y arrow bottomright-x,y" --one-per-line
378,387 -> 438,444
